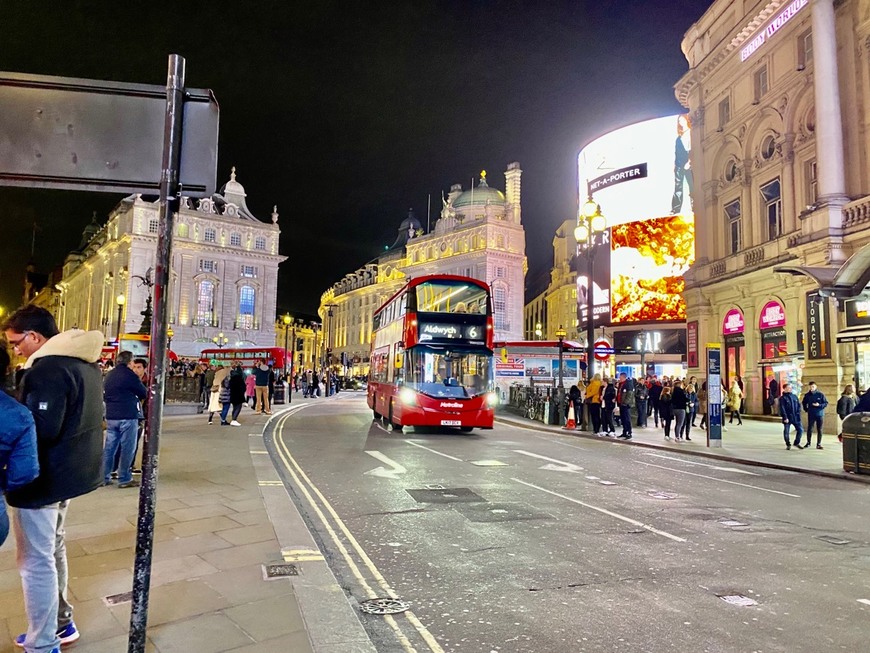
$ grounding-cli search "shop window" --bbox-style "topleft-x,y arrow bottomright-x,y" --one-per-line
724,199 -> 742,254
761,179 -> 782,240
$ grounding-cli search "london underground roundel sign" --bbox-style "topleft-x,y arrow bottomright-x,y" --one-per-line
594,339 -> 612,361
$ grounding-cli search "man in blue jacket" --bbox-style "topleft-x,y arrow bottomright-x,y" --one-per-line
4,306 -> 104,653
801,381 -> 829,449
778,383 -> 803,450
0,347 -> 40,548
101,350 -> 147,488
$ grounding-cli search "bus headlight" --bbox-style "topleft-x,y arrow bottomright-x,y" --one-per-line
486,392 -> 499,407
399,387 -> 417,406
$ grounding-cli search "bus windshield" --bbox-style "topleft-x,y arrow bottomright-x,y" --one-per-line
403,347 -> 492,398
415,280 -> 489,315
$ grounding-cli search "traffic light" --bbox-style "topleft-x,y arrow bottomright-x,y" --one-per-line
296,337 -> 304,349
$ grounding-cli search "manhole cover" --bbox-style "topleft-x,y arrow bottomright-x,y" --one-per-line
264,563 -> 299,579
648,491 -> 677,500
103,591 -> 133,607
406,488 -> 485,503
816,535 -> 850,546
718,594 -> 758,607
719,519 -> 749,528
359,597 -> 411,615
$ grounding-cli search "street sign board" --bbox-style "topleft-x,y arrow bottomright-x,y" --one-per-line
0,71 -> 219,196
707,345 -> 722,447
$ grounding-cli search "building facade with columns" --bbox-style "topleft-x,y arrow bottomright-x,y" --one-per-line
676,0 -> 870,419
523,220 -> 579,343
56,170 -> 286,356
319,164 -> 527,373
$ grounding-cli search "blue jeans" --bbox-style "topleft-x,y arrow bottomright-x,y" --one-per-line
13,501 -> 73,653
783,420 -> 803,446
636,400 -> 647,427
0,494 -> 8,547
103,419 -> 138,484
619,405 -> 632,435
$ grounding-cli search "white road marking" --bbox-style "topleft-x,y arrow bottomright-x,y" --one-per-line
512,477 -> 686,543
636,461 -> 800,497
513,449 -> 583,472
643,452 -> 761,476
858,599 -> 870,606
364,451 -> 408,479
406,440 -> 464,462
470,460 -> 509,467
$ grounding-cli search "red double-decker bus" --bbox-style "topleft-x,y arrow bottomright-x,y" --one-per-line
200,347 -> 286,370
368,274 -> 496,432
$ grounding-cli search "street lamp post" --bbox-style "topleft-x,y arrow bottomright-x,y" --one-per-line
282,314 -> 291,377
556,325 -> 567,390
535,322 -> 543,340
167,327 -> 174,352
575,196 -> 607,381
116,294 -> 126,341
212,332 -> 228,349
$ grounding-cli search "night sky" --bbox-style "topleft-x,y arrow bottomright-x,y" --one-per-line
1,0 -> 710,318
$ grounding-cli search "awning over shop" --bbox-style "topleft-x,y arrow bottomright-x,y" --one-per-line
835,325 -> 870,343
757,353 -> 803,366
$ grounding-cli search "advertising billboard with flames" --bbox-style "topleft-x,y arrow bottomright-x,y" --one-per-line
576,115 -> 695,325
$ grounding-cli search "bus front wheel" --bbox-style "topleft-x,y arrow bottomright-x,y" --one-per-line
389,401 -> 402,432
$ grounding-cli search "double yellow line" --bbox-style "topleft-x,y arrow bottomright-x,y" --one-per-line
272,411 -> 445,653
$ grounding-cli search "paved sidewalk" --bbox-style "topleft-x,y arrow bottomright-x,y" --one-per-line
497,410 -> 870,484
0,400 -> 354,653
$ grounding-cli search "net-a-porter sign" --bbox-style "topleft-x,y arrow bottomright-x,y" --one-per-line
740,0 -> 809,62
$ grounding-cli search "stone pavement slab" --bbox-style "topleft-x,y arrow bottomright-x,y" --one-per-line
497,409 -> 870,483
0,406 -> 332,653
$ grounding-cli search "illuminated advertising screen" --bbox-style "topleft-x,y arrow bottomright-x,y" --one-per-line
576,114 -> 695,325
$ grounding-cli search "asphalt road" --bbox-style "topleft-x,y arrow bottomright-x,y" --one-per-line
265,393 -> 870,653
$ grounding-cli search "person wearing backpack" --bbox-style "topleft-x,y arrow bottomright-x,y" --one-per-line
635,379 -> 649,428
617,372 -> 635,439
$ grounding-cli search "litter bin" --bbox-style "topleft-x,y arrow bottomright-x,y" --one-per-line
273,382 -> 285,405
840,412 -> 870,475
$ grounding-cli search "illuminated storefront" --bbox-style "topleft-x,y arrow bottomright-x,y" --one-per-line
722,308 -> 746,389
575,115 -> 694,378
756,299 -> 802,414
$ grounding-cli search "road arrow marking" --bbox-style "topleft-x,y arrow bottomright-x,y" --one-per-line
644,452 -> 761,476
364,450 -> 407,479
513,450 -> 583,472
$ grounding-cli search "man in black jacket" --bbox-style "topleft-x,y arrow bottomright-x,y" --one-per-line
3,306 -> 104,652
102,350 -> 147,488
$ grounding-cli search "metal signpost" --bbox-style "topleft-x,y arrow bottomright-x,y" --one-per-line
706,343 -> 723,447
1,57 -> 218,652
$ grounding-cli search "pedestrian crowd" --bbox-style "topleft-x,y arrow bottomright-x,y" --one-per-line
562,372 -> 857,452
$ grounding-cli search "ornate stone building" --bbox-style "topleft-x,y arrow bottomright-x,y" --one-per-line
319,163 -> 527,371
56,169 -> 286,355
676,0 -> 870,417
523,219 -> 579,342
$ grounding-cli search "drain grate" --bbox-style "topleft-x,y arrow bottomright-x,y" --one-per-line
816,534 -> 850,546
263,563 -> 299,579
718,594 -> 758,607
359,597 -> 411,615
103,591 -> 133,607
406,487 -> 485,503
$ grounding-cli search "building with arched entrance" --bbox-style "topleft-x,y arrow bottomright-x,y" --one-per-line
675,0 -> 870,424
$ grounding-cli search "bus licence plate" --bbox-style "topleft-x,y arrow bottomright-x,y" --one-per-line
440,420 -> 461,426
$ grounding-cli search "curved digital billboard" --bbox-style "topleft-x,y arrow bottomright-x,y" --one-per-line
576,114 -> 695,325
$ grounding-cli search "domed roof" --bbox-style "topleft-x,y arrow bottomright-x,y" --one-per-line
220,166 -> 246,198
453,172 -> 505,208
388,209 -> 423,251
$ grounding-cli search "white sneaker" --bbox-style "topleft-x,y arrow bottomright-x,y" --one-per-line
230,420 -> 241,427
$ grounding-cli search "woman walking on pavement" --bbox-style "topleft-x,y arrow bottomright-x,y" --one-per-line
660,385 -> 674,440
671,380 -> 689,441
221,364 -> 247,426
207,364 -> 229,425
727,378 -> 744,425
698,381 -> 708,430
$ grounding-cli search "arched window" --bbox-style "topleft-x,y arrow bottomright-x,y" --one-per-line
238,285 -> 256,329
230,232 -> 242,247
195,280 -> 215,326
204,227 -> 217,243
255,236 -> 267,251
